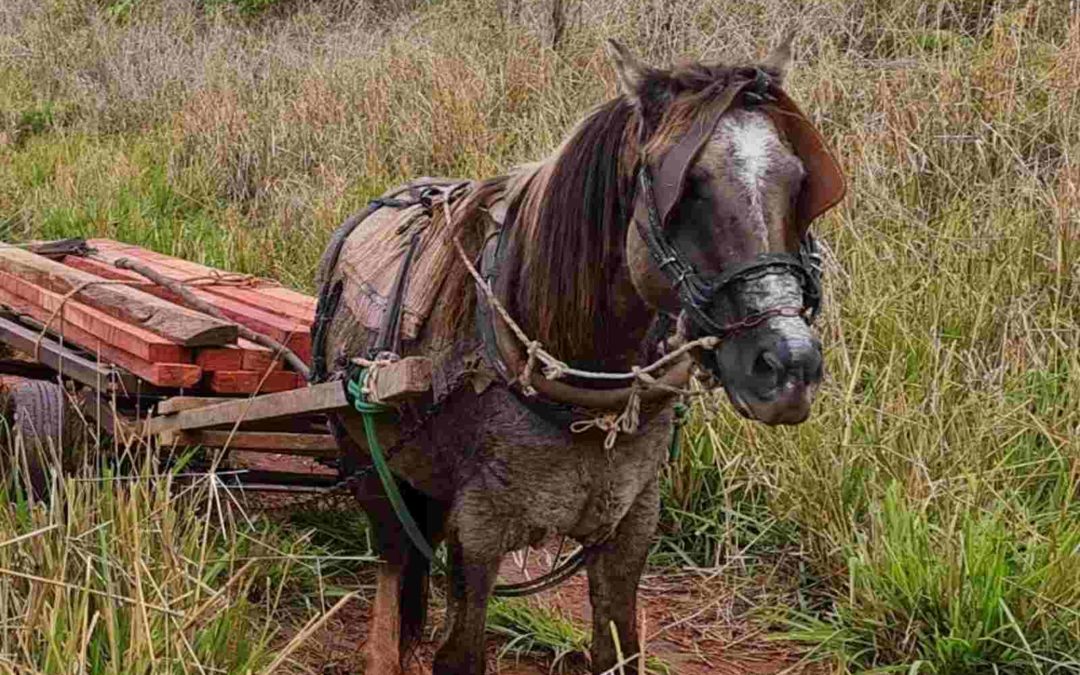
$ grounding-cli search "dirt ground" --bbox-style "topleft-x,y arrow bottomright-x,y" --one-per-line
235,456 -> 820,674
281,556 -> 821,675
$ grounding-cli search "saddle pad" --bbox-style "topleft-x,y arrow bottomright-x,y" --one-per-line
335,187 -> 466,341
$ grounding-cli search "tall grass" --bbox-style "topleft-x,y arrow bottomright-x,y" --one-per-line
1,0 -> 1079,671
0,439 -> 345,673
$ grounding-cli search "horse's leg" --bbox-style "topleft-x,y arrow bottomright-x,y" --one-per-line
399,481 -> 446,668
352,471 -> 443,674
334,410 -> 445,673
433,533 -> 500,675
585,478 -> 660,675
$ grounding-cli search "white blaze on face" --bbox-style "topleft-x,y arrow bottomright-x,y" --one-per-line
712,110 -> 786,249
726,114 -> 775,198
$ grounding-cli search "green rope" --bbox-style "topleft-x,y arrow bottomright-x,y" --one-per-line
669,401 -> 689,462
348,369 -> 447,573
344,367 -> 650,596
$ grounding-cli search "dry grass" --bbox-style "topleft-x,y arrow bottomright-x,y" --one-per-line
0,434 -> 375,673
1,0 -> 1079,672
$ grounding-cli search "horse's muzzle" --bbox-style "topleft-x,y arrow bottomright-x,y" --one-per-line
712,331 -> 823,426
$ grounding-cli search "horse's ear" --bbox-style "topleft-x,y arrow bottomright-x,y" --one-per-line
763,31 -> 795,83
606,39 -> 647,100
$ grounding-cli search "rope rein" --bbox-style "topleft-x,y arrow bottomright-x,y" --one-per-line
449,234 -> 720,388
443,195 -> 717,448
455,234 -> 712,447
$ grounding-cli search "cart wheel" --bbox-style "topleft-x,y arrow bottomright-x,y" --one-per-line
9,380 -> 85,497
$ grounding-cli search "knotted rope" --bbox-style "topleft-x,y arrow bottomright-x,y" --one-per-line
350,354 -> 400,401
446,195 -> 719,447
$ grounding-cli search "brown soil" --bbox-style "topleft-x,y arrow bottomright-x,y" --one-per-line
244,473 -> 818,675
278,549 -> 821,675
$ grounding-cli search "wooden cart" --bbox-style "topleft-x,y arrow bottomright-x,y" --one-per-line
0,238 -> 588,595
0,238 -> 416,492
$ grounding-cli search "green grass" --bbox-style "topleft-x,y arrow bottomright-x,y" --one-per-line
487,598 -> 590,670
1,0 -> 1078,671
0,450 -> 302,672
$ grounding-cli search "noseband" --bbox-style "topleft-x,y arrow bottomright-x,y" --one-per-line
633,70 -> 824,339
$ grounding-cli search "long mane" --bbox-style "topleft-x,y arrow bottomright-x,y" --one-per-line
507,97 -> 640,358
440,61 -> 759,357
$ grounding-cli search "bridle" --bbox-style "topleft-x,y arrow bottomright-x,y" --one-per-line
632,69 -> 826,340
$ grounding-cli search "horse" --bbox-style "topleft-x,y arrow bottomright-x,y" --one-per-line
313,35 -> 844,675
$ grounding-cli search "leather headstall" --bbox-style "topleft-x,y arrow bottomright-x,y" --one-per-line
634,68 -> 845,340
473,70 -> 845,415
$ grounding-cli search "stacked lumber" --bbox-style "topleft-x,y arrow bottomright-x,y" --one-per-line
0,241 -> 314,394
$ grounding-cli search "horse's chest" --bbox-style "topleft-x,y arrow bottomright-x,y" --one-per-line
462,388 -> 673,548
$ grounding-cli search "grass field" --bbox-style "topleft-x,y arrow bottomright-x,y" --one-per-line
1,0 -> 1079,672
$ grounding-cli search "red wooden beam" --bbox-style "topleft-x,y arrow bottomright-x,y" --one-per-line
237,339 -> 281,372
194,346 -> 243,371
0,270 -> 191,364
194,340 -> 282,373
87,240 -> 315,323
63,254 -> 312,364
0,289 -> 202,388
205,370 -> 303,394
0,246 -> 236,346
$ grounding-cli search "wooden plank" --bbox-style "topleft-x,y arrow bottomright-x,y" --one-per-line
257,286 -> 317,311
220,469 -> 339,487
60,255 -> 145,283
63,255 -> 311,363
156,397 -> 228,415
0,313 -> 132,393
193,339 -> 281,373
96,240 -> 317,315
0,270 -> 192,363
206,370 -> 303,394
195,346 -> 243,371
193,341 -> 282,373
146,380 -> 349,435
220,286 -> 316,319
0,289 -> 202,388
367,356 -> 432,404
0,360 -> 59,380
173,430 -> 338,456
87,241 -> 315,323
0,246 -> 237,346
238,339 -> 280,372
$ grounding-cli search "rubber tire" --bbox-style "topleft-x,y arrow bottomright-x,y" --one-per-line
10,381 -> 85,497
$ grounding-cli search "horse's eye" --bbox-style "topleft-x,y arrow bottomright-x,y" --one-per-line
685,179 -> 710,203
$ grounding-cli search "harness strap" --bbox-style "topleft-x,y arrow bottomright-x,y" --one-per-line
348,369 -> 447,572
374,227 -> 423,357
633,70 -> 823,338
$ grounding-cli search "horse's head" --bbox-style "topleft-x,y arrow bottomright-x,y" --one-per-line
611,38 -> 844,426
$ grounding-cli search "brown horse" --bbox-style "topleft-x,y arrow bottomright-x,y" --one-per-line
315,36 -> 843,675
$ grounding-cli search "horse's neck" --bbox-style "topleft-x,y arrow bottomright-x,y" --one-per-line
495,185 -> 655,372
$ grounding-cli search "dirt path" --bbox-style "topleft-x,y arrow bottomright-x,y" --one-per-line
240,464 -> 820,674
284,558 -> 819,674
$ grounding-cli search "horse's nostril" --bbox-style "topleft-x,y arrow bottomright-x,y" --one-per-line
752,350 -> 783,381
751,341 -> 822,388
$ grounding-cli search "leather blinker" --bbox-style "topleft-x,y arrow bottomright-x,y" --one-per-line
652,80 -> 747,228
646,77 -> 846,234
762,89 -> 846,232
